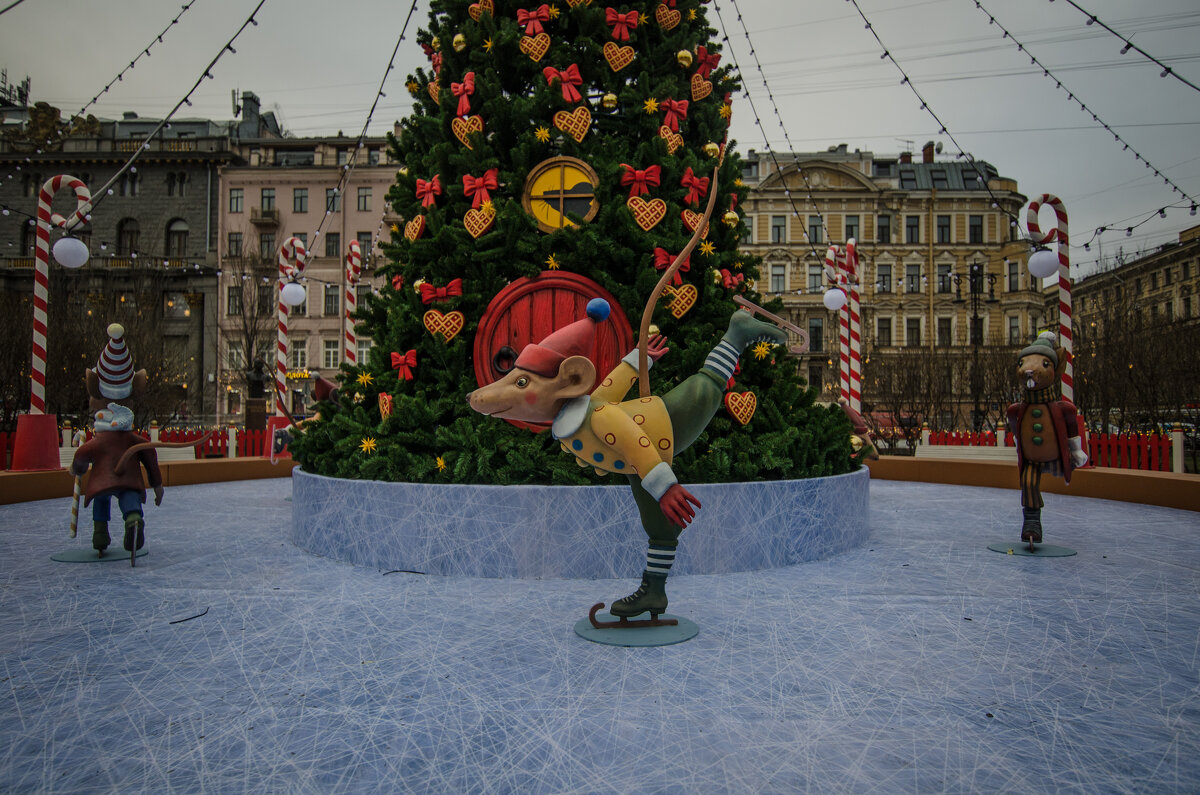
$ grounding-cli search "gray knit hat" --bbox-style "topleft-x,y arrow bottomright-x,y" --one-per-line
1019,331 -> 1058,366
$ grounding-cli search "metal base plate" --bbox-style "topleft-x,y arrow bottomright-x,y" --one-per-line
987,542 -> 1077,558
574,613 -> 699,647
51,547 -> 148,563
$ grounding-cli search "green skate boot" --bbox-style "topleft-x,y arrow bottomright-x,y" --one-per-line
723,308 -> 790,352
92,521 -> 110,558
610,571 -> 669,619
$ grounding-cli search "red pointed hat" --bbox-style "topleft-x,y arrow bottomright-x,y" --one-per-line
515,298 -> 610,377
95,323 -> 135,399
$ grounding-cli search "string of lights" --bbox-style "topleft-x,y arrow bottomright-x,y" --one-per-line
1055,0 -> 1200,95
711,0 -> 829,261
969,0 -> 1198,221
842,0 -> 1026,237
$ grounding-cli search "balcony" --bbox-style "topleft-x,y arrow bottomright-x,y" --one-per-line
250,207 -> 279,227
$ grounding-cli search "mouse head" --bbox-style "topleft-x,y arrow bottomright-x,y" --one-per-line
93,402 -> 134,433
467,298 -> 610,424
85,323 -> 147,413
1016,331 -> 1066,392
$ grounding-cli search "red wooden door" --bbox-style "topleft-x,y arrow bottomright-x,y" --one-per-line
473,271 -> 634,431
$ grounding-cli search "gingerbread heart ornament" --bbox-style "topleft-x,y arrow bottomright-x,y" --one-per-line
519,33 -> 551,61
423,309 -> 465,343
603,42 -> 635,72
663,283 -> 697,319
464,206 -> 496,238
565,0 -> 590,6
658,125 -> 684,155
681,209 -> 710,238
404,215 -> 426,241
690,73 -> 713,102
655,3 -> 681,30
724,390 -> 757,425
626,196 -> 667,231
468,0 -> 493,21
451,115 -> 484,149
428,80 -> 440,104
553,107 -> 592,143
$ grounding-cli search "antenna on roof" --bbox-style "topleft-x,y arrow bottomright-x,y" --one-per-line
231,89 -> 241,118
896,138 -> 914,153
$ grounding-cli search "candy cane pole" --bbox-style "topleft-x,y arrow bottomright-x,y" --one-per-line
845,238 -> 862,414
70,475 -> 81,538
276,237 -> 308,417
1026,195 -> 1073,403
827,245 -> 851,404
344,240 -> 362,366
31,175 -> 93,414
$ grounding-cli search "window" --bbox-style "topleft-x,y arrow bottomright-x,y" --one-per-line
1184,296 -> 1192,319
357,187 -> 372,212
936,215 -> 950,244
337,149 -> 351,166
1008,260 -> 1019,292
1165,302 -> 1173,322
1135,278 -> 1142,294
808,217 -> 823,245
740,216 -> 753,245
228,232 -> 243,257
325,232 -> 341,257
808,317 -> 824,353
937,263 -> 952,293
257,284 -> 273,312
877,214 -> 891,244
290,341 -> 307,370
226,286 -> 243,316
227,341 -> 245,369
292,292 -> 307,318
845,215 -> 860,242
294,188 -> 308,213
899,169 -> 917,190
20,224 -> 36,255
905,263 -> 921,294
326,188 -> 341,212
1164,268 -> 1172,286
808,366 -> 823,391
770,264 -> 786,293
1184,262 -> 1191,279
808,264 -> 823,292
931,170 -> 948,189
963,170 -> 982,189
970,315 -> 983,346
906,318 -> 922,348
742,160 -> 759,180
119,172 -> 139,196
357,284 -> 371,305
770,215 -> 787,243
166,219 -> 189,257
261,188 -> 276,211
324,284 -> 340,317
117,218 -> 139,255
876,317 -> 892,347
259,232 -> 276,258
1008,315 -> 1021,345
1150,272 -> 1158,290
905,216 -> 920,244
357,339 -> 372,364
167,172 -> 187,197
937,317 -> 952,347
229,188 -> 244,213
357,232 -> 372,255
293,232 -> 307,248
876,263 -> 892,293
323,339 -> 340,369
968,215 -> 983,244
368,149 -> 381,166
226,391 -> 242,414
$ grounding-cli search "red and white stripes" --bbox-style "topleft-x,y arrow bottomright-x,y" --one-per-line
344,240 -> 362,366
1026,194 -> 1073,403
276,237 -> 308,417
826,242 -> 862,413
31,175 -> 92,415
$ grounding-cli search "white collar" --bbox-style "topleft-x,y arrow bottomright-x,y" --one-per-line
551,395 -> 590,439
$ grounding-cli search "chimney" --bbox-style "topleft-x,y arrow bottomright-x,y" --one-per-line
122,111 -> 138,120
899,151 -> 912,164
238,91 -> 261,137
922,140 -> 935,163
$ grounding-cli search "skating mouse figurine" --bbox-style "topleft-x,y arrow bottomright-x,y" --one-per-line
1005,331 -> 1088,550
467,297 -> 789,624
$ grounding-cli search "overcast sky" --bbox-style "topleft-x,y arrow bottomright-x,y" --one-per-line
3,0 -> 1198,279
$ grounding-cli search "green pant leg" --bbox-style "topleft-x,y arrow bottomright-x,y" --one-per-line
627,473 -> 683,547
661,369 -> 725,455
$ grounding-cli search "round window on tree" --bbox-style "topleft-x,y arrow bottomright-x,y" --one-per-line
521,157 -> 600,234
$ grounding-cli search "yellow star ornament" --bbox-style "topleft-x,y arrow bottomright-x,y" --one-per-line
718,104 -> 732,120
483,37 -> 494,52
356,372 -> 374,387
699,240 -> 716,256
436,456 -> 447,472
752,341 -> 773,360
546,254 -> 560,270
534,126 -> 551,143
360,437 -> 377,454
643,97 -> 659,114
481,199 -> 495,214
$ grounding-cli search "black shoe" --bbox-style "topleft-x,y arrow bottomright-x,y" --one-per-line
610,571 -> 669,618
1020,507 -> 1043,544
92,521 -> 110,556
123,515 -> 145,552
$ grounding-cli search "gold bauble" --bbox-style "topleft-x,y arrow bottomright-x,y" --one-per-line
453,33 -> 467,52
431,36 -> 441,51
676,49 -> 694,68
413,277 -> 427,294
601,92 -> 619,110
648,324 -> 660,336
850,434 -> 864,452
723,210 -> 740,227
703,142 -> 720,158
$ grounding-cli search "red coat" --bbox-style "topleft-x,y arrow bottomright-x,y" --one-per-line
1006,399 -> 1079,484
70,431 -> 162,506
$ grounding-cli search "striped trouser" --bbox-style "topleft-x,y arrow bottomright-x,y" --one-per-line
1019,461 -> 1044,509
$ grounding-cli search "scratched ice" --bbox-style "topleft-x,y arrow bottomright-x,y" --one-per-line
1,476 -> 1198,792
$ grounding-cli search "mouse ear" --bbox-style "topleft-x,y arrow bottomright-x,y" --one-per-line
555,356 -> 596,399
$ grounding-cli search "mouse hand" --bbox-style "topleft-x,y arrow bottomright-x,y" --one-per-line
659,483 -> 701,528
646,334 -> 670,362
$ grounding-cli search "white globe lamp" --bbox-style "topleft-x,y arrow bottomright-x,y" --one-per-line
280,280 -> 306,307
822,287 -> 847,311
1027,248 -> 1059,280
52,236 -> 89,269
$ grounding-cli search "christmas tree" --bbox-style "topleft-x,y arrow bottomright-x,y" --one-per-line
290,0 -> 855,485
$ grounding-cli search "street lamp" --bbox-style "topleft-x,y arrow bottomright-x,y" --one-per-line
952,260 -> 998,431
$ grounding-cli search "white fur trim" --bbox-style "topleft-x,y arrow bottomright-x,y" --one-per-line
641,461 -> 678,501
621,349 -> 655,371
551,395 -> 590,439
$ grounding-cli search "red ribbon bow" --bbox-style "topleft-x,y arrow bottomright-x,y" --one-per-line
415,175 -> 442,208
653,247 -> 691,286
720,268 -> 745,289
517,4 -> 550,35
680,167 -> 710,206
605,8 -> 639,40
451,72 -> 475,117
542,64 -> 582,104
695,45 -> 721,79
391,274 -> 405,291
419,278 -> 464,304
620,163 -> 661,199
421,43 -> 435,58
660,98 -> 689,132
462,169 -> 498,209
391,350 -> 418,380
430,52 -> 443,75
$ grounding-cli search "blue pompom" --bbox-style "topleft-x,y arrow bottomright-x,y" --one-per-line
586,298 -> 610,322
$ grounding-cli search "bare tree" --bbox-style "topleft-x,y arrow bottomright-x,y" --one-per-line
220,254 -> 278,393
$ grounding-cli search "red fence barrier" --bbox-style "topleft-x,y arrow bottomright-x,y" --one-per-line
925,429 -> 1174,471
0,431 -> 10,470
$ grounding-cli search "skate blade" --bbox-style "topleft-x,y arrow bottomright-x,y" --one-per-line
588,602 -> 678,629
731,295 -> 808,354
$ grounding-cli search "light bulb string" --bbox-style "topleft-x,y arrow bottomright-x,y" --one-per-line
969,0 -> 1198,212
1057,0 -> 1200,95
712,0 -> 827,260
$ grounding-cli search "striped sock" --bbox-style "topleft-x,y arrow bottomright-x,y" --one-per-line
703,340 -> 740,382
646,544 -> 676,576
